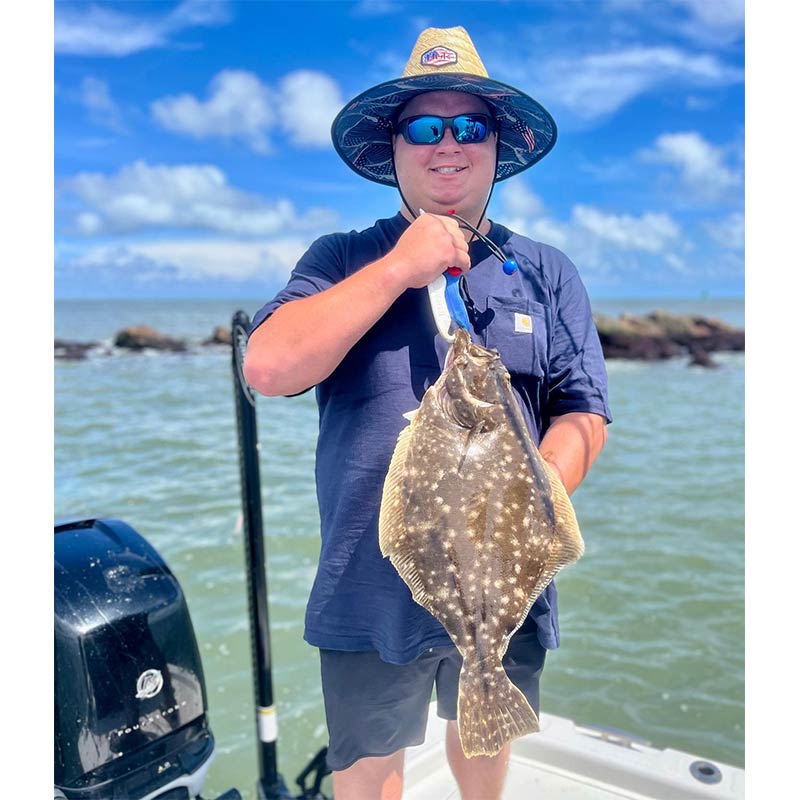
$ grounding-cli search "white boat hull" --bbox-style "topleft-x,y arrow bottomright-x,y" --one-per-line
403,704 -> 744,799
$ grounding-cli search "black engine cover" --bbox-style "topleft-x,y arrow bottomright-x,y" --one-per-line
55,518 -> 213,799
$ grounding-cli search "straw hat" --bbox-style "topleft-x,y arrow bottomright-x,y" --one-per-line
331,26 -> 557,186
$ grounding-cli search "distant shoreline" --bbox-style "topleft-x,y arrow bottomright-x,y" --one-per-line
55,309 -> 744,369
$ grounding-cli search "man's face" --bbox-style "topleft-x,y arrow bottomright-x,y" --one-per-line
393,91 -> 497,222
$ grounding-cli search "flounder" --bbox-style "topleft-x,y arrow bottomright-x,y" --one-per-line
379,327 -> 584,757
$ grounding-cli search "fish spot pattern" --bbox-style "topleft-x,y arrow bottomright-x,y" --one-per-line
378,329 -> 584,758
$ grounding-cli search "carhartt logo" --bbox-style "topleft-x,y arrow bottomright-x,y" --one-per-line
421,46 -> 458,67
514,313 -> 533,334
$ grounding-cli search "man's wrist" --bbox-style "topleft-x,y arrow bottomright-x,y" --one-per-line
375,252 -> 411,296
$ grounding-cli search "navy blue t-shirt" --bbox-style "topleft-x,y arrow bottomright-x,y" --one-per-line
250,213 -> 611,664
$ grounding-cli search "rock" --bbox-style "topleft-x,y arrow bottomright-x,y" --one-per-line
593,313 -> 682,360
646,311 -> 744,352
54,339 -> 101,360
202,326 -> 232,346
645,310 -> 711,342
618,313 -> 668,339
688,345 -> 718,368
593,311 -> 744,360
114,326 -> 187,352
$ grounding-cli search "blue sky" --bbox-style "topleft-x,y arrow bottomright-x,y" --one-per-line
54,0 -> 745,299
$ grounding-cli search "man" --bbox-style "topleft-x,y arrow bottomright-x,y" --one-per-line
244,27 -> 611,800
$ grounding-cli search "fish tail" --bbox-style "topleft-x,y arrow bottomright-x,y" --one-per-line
456,654 -> 539,758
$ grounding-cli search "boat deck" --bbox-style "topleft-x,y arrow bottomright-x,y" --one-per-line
403,706 -> 744,799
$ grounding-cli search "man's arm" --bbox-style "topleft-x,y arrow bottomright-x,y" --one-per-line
243,214 -> 470,397
538,412 -> 608,495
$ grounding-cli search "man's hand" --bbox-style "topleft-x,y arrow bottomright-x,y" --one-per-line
539,412 -> 608,495
387,213 -> 471,289
244,214 -> 470,397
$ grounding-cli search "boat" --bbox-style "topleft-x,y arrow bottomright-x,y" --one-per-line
52,311 -> 745,799
404,703 -> 743,799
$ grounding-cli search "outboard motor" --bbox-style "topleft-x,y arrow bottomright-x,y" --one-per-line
54,518 -> 240,800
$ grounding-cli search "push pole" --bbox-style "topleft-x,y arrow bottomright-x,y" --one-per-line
230,311 -> 291,800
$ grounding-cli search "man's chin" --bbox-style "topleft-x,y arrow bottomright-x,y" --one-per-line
426,194 -> 467,212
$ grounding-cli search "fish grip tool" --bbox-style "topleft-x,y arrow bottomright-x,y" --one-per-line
424,209 -> 518,342
428,269 -> 471,342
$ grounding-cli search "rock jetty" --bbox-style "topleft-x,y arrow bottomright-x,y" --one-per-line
202,326 -> 232,346
114,325 -> 187,352
54,312 -> 744,367
54,339 -> 104,360
592,311 -> 744,365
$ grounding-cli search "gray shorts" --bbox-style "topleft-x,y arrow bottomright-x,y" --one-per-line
319,630 -> 547,771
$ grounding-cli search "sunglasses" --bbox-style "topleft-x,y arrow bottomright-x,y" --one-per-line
395,114 -> 495,145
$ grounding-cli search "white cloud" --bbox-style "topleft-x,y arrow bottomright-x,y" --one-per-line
55,0 -> 230,56
609,0 -> 744,27
63,160 -> 337,236
497,182 -> 545,219
351,0 -> 402,17
62,244 -> 176,283
641,131 -> 741,202
672,0 -> 744,28
686,95 -> 714,111
664,253 -> 690,273
80,77 -> 126,133
704,211 -> 744,250
524,217 -> 570,253
606,0 -> 743,46
276,71 -> 345,148
151,68 -> 344,152
669,0 -> 744,44
572,205 -> 680,253
151,70 -> 274,153
66,237 -> 310,283
410,17 -> 433,34
537,46 -> 741,122
168,0 -> 232,27
56,5 -> 168,57
501,194 -> 684,277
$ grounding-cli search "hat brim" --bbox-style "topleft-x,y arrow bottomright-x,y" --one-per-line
331,72 -> 557,186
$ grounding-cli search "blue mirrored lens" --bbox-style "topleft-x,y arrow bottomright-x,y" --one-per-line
453,116 -> 488,143
401,115 -> 491,144
406,117 -> 443,144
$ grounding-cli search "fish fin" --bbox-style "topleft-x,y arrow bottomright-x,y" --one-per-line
402,408 -> 418,422
457,654 -> 539,757
379,422 -> 439,614
379,423 -> 413,558
494,363 -> 583,567
542,460 -> 585,566
518,461 -> 586,608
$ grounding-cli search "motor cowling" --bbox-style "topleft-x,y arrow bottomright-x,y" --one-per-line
54,518 -> 215,800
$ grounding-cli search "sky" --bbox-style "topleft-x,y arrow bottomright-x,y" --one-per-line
54,0 -> 745,300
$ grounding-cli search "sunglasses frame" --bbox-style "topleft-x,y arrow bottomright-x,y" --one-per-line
394,113 -> 496,146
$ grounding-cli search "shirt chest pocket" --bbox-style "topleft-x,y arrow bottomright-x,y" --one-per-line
484,295 -> 549,379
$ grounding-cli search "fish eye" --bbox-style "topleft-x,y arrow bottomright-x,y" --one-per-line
455,355 -> 469,368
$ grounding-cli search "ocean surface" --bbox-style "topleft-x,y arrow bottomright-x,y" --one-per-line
55,297 -> 744,799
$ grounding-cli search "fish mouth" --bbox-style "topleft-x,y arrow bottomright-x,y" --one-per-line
443,328 -> 472,369
445,328 -> 500,369
438,329 -> 506,419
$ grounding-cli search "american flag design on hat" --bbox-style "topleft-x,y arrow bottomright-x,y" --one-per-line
331,27 -> 557,186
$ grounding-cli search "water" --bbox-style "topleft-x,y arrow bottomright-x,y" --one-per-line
55,297 -> 744,798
